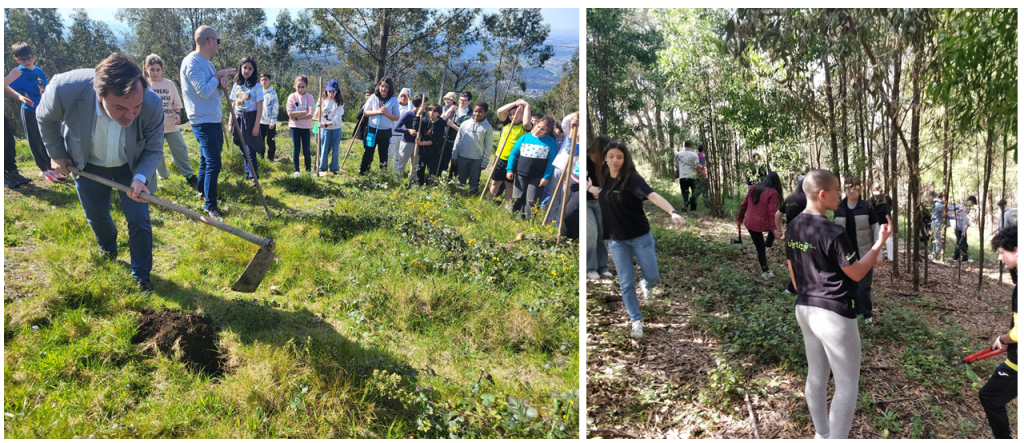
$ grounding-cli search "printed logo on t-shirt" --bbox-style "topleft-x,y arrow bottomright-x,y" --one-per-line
788,240 -> 815,251
845,252 -> 856,261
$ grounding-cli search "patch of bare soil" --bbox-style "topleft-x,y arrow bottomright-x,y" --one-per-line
587,210 -> 1016,439
132,308 -> 224,376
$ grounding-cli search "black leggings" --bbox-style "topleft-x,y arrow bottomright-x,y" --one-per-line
260,123 -> 277,161
749,229 -> 775,272
979,362 -> 1017,438
360,127 -> 393,174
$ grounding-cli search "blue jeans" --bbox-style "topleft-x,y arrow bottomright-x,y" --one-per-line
586,200 -> 609,274
319,127 -> 341,172
75,164 -> 152,280
191,123 -> 223,211
607,231 -> 660,322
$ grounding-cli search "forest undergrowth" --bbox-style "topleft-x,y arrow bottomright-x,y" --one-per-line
586,179 -> 1016,439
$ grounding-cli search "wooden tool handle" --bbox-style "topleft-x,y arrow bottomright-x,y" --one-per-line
68,166 -> 272,249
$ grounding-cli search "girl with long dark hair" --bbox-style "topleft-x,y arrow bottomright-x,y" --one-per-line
227,56 -> 265,186
585,135 -> 612,280
738,171 -> 784,278
590,140 -> 685,338
359,76 -> 400,174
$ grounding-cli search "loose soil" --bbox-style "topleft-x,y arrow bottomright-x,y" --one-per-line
132,308 -> 224,376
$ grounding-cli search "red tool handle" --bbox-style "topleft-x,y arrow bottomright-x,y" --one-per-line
964,347 -> 1007,363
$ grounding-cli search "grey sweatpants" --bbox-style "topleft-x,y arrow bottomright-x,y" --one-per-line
156,131 -> 194,179
392,140 -> 415,177
795,304 -> 861,439
457,157 -> 482,193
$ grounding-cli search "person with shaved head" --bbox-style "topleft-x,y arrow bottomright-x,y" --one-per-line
180,25 -> 236,219
785,169 -> 892,439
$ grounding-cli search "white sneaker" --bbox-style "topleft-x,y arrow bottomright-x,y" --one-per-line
292,171 -> 301,178
865,318 -> 873,324
39,170 -> 59,183
762,270 -> 774,279
600,271 -> 614,278
964,259 -> 974,264
639,279 -> 650,300
586,271 -> 600,280
631,320 -> 643,338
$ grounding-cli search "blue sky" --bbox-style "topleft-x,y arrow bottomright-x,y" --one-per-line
56,8 -> 579,33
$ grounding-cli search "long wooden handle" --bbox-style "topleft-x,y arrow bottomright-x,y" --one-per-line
480,122 -> 517,199
341,114 -> 367,171
555,122 -> 579,234
68,166 -> 272,249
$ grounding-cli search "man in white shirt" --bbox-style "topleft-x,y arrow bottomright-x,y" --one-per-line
675,140 -> 699,211
36,53 -> 165,292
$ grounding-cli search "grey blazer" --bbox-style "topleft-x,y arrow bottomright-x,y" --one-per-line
36,68 -> 164,194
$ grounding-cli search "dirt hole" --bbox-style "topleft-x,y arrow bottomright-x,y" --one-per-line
132,308 -> 224,376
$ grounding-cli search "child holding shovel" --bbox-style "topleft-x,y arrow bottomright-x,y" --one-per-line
227,56 -> 265,187
315,79 -> 344,174
505,115 -> 559,219
979,225 -> 1017,439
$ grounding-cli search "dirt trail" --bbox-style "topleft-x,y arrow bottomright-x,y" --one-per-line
587,211 -> 1016,439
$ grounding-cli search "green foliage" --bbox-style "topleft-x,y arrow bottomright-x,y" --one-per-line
481,8 -> 554,107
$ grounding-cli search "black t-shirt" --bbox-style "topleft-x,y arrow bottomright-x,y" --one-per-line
783,193 -> 807,225
1009,269 -> 1017,368
869,194 -> 892,223
785,212 -> 859,318
599,173 -> 655,241
586,156 -> 600,201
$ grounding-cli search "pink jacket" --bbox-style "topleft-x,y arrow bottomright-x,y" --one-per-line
286,92 -> 315,129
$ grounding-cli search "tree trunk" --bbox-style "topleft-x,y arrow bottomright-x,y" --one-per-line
840,62 -> 849,177
908,53 -> 922,291
823,54 -> 840,176
1000,133 -> 1008,282
978,129 -> 994,292
375,9 -> 391,84
889,46 -> 902,278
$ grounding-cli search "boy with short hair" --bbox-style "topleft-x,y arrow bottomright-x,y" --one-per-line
786,169 -> 893,439
953,196 -> 977,263
8,42 -> 62,183
451,101 -> 493,194
487,99 -> 534,201
979,224 -> 1017,439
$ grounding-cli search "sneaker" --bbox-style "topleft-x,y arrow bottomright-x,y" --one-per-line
250,179 -> 258,187
49,169 -> 66,180
39,170 -> 59,183
185,174 -> 199,190
135,277 -> 153,293
293,171 -> 301,178
631,320 -> 644,338
964,258 -> 974,264
586,271 -> 600,280
98,248 -> 117,260
639,279 -> 650,300
4,172 -> 21,189
205,207 -> 224,219
600,271 -> 614,278
762,270 -> 774,279
865,317 -> 873,324
12,171 -> 31,185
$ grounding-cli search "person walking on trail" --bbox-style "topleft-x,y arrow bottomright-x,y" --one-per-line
675,140 -> 699,211
505,115 -> 559,219
738,172 -> 784,279
833,176 -> 879,322
450,101 -> 493,194
775,174 -> 806,294
8,42 -> 64,184
994,199 -> 1016,233
586,135 -> 613,281
37,53 -> 166,293
180,25 -> 236,219
4,66 -> 33,188
143,54 -> 197,189
930,192 -> 948,260
314,79 -> 344,175
786,169 -> 893,440
953,196 -> 977,263
287,75 -> 315,177
227,56 -> 265,187
592,140 -> 685,339
258,73 -> 279,162
869,183 -> 894,262
359,76 -> 400,175
487,99 -> 534,202
979,225 -> 1017,439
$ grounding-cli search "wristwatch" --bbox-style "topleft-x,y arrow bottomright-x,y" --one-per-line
671,210 -> 679,216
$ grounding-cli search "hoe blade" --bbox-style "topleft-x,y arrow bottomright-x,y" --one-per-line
232,244 -> 275,293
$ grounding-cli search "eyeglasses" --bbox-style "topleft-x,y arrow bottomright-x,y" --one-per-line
208,37 -> 221,45
15,55 -> 34,62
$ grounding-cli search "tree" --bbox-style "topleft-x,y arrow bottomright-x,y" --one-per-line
482,8 -> 554,108
535,49 -> 579,118
312,8 -> 480,87
66,9 -> 121,70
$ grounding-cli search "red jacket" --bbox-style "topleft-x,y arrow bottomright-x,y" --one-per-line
738,185 -> 779,233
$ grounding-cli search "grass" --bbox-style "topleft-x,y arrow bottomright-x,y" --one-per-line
3,122 -> 579,438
